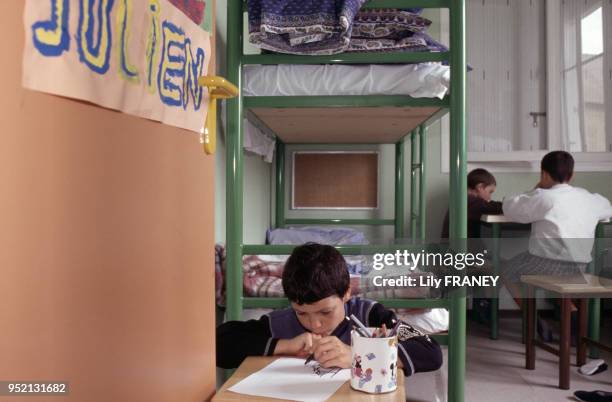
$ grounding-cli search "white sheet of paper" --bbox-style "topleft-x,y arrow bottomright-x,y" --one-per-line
228,358 -> 350,402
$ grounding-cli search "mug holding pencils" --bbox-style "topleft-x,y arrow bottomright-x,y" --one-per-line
350,328 -> 399,394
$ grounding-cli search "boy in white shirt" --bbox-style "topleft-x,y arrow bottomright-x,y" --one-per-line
502,151 -> 612,307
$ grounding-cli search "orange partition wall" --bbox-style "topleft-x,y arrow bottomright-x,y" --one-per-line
0,3 -> 216,402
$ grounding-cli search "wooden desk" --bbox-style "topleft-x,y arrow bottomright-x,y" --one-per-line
481,215 -> 610,225
480,214 -> 513,224
521,274 -> 612,390
521,274 -> 612,297
213,357 -> 406,402
479,215 -> 609,342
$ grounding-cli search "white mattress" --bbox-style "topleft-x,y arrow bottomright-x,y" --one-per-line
244,63 -> 450,99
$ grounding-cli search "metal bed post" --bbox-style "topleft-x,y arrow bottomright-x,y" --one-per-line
275,140 -> 285,228
226,0 -> 244,322
449,0 -> 468,401
410,130 -> 418,240
418,124 -> 427,242
395,139 -> 405,240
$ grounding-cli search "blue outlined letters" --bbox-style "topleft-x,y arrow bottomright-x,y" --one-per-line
77,0 -> 115,74
182,38 -> 205,110
157,21 -> 185,107
32,0 -> 70,56
30,0 -> 208,113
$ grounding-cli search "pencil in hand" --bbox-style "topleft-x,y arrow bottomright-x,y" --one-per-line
304,353 -> 315,365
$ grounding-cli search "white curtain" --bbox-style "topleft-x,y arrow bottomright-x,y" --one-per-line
466,0 -> 546,152
559,0 -> 610,152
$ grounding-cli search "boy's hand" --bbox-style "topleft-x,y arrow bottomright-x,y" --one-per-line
313,336 -> 352,369
274,332 -> 321,357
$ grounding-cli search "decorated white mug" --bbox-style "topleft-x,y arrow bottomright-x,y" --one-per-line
350,329 -> 399,394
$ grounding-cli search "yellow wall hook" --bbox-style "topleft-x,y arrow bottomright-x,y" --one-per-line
198,76 -> 239,155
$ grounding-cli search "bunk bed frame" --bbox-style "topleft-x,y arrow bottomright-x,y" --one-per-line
224,1 -> 468,401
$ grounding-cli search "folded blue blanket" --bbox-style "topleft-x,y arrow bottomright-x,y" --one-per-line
266,227 -> 369,245
248,1 -> 445,56
248,0 -> 368,55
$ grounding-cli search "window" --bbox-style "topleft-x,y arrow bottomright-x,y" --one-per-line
561,2 -> 608,152
466,0 -> 547,153
441,0 -> 612,171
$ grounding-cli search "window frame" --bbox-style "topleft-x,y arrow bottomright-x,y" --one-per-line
440,1 -> 612,172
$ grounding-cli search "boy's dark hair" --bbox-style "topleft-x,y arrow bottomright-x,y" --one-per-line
467,168 -> 496,190
282,243 -> 350,305
541,151 -> 574,183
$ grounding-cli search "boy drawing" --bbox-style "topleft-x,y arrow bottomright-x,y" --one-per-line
216,243 -> 443,375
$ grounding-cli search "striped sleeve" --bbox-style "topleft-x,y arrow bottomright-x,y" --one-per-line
367,303 -> 443,376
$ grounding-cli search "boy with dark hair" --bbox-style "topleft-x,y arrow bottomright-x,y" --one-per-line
467,168 -> 497,191
540,150 -> 574,183
440,168 -> 503,324
441,168 -> 503,239
502,151 -> 612,307
216,243 -> 443,375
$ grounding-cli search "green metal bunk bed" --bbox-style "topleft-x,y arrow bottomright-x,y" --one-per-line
224,1 -> 468,401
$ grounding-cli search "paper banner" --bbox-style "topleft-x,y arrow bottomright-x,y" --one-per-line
23,0 -> 212,133
167,0 -> 213,41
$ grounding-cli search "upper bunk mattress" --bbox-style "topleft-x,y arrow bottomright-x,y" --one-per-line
243,63 -> 450,99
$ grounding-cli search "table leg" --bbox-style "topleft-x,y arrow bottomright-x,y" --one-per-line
589,223 -> 605,358
559,297 -> 571,390
490,223 -> 500,340
490,297 -> 499,340
588,298 -> 601,359
577,298 -> 588,366
521,284 -> 528,345
525,286 -> 535,370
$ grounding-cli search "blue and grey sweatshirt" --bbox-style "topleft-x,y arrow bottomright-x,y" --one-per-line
216,297 -> 443,376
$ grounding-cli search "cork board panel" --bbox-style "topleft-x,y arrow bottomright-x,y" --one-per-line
251,106 -> 441,143
293,152 -> 378,209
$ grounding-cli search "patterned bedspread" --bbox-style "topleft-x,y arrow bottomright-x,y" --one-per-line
248,0 -> 366,55
247,1 -> 446,55
214,244 -> 434,307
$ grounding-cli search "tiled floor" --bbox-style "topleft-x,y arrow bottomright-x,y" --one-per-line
406,317 -> 612,402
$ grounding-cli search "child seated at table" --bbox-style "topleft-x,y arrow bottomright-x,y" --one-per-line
440,168 -> 503,323
216,243 -> 443,376
501,151 -> 612,309
441,168 -> 503,240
